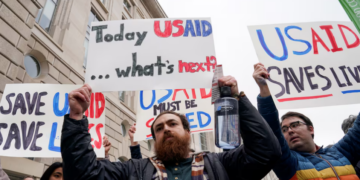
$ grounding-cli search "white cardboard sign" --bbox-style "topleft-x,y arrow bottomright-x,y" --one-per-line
85,18 -> 216,92
248,21 -> 360,109
0,84 -> 105,157
134,88 -> 214,141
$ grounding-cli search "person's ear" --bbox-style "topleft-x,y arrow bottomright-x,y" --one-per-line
308,126 -> 314,136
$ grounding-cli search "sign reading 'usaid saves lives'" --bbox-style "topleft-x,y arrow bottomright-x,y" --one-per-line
249,21 -> 360,109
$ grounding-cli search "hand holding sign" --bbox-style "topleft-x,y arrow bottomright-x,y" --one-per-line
253,63 -> 271,97
129,124 -> 138,146
69,84 -> 92,120
103,135 -> 111,157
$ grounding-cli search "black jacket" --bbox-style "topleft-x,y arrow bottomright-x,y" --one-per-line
130,145 -> 142,159
61,96 -> 281,180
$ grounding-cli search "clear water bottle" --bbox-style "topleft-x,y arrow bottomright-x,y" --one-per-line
214,86 -> 241,150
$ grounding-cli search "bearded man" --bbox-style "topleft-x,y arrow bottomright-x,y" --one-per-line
60,76 -> 281,180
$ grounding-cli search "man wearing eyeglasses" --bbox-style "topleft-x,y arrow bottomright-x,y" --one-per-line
253,63 -> 360,180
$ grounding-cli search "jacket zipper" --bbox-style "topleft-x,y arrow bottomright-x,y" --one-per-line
314,154 -> 340,180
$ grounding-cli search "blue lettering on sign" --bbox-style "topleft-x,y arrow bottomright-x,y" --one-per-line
157,89 -> 173,104
195,20 -> 201,36
184,20 -> 196,37
140,90 -> 174,110
48,122 -> 60,152
257,27 -> 288,61
284,26 -> 312,55
140,90 -> 156,110
201,20 -> 212,37
186,112 -> 197,129
197,111 -> 211,128
53,92 -> 69,116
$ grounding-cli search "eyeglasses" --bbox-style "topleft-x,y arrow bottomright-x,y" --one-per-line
281,121 -> 307,133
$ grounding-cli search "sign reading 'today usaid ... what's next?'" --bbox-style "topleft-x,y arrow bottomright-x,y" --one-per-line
85,18 -> 216,92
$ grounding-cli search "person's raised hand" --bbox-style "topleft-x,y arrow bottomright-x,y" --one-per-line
128,123 -> 138,146
253,63 -> 271,97
69,84 -> 92,120
218,76 -> 239,97
103,135 -> 111,157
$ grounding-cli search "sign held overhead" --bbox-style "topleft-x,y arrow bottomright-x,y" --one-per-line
248,21 -> 360,109
86,18 -> 216,92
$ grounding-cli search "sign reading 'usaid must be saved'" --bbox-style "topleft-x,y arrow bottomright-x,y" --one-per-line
85,18 -> 216,92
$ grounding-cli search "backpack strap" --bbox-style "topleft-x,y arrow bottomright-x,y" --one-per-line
142,159 -> 155,180
203,154 -> 218,180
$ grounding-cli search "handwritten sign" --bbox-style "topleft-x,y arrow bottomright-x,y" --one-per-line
134,88 -> 214,141
0,84 -> 105,157
85,18 -> 216,92
248,21 -> 360,109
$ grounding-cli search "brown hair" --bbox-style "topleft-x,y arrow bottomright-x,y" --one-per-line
23,176 -> 35,180
281,111 -> 314,139
151,111 -> 190,141
342,115 -> 357,134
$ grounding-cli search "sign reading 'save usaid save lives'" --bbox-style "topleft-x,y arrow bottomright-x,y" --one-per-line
85,18 -> 216,92
248,21 -> 360,109
0,84 -> 105,157
134,89 -> 214,141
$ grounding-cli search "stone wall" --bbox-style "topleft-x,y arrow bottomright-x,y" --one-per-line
0,0 -> 166,178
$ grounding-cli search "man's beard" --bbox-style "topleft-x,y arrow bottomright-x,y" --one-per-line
154,131 -> 190,163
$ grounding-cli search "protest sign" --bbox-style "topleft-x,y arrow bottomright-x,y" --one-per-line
134,88 -> 213,141
85,18 -> 216,92
248,21 -> 360,109
0,84 -> 105,157
340,0 -> 360,34
211,65 -> 223,104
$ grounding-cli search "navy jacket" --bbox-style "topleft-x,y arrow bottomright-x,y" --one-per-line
258,95 -> 360,180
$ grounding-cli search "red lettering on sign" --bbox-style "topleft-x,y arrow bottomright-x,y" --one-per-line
85,93 -> 105,118
179,60 -> 189,73
320,25 -> 343,52
154,21 -> 172,37
88,123 -> 103,149
172,89 -> 189,101
90,94 -> 94,118
191,89 -> 196,99
172,20 -> 184,37
146,118 -> 155,128
311,28 -> 330,54
338,24 -> 360,49
95,93 -> 105,118
94,123 -> 104,149
200,88 -> 211,99
178,56 -> 216,73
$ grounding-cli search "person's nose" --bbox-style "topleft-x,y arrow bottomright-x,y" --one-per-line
163,124 -> 171,132
287,127 -> 295,135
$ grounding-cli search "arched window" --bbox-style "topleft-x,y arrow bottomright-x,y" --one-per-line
120,123 -> 127,137
24,55 -> 41,78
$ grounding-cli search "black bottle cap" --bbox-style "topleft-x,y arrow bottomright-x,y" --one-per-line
220,86 -> 232,98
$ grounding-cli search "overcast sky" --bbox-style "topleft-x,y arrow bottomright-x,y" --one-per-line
158,0 -> 360,146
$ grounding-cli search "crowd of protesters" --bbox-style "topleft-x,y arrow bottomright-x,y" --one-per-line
0,63 -> 359,180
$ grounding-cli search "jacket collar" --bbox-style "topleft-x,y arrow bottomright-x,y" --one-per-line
295,144 -> 324,155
